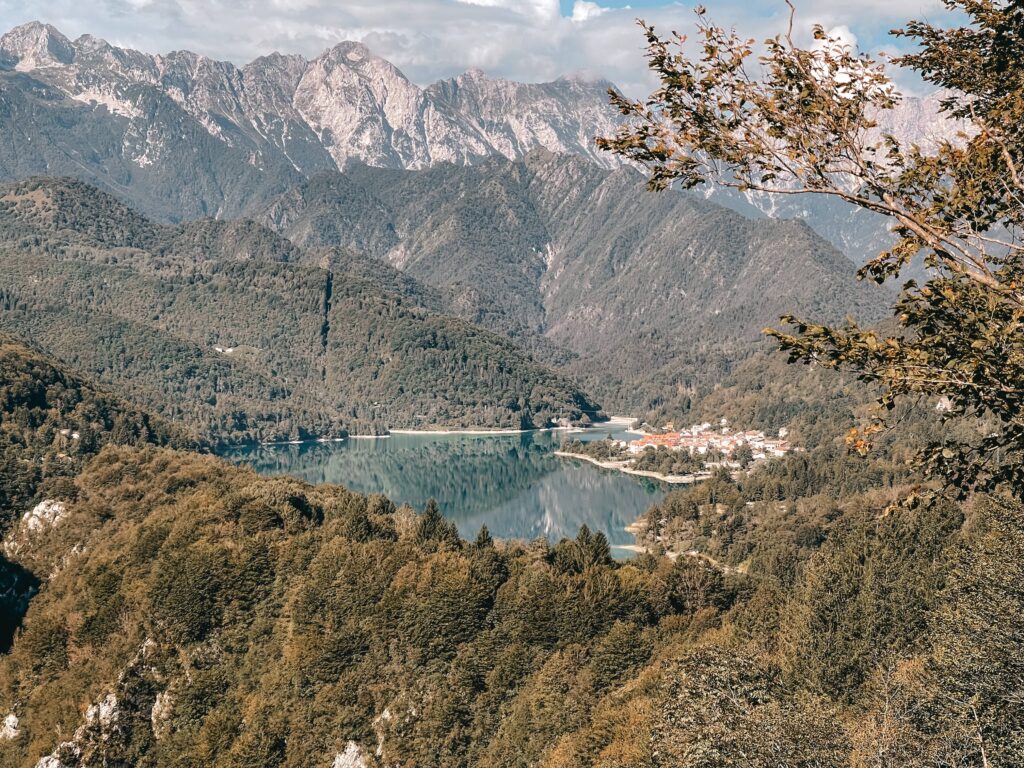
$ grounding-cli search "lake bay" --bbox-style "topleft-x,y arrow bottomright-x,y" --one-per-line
222,426 -> 664,557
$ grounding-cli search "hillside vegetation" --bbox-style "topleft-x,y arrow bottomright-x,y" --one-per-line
0,439 -> 1018,766
0,178 -> 602,443
0,334 -> 191,534
255,153 -> 892,413
0,332 -> 1015,768
0,335 -> 192,650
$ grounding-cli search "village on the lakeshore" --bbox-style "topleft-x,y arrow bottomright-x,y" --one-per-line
624,419 -> 793,464
558,418 -> 797,485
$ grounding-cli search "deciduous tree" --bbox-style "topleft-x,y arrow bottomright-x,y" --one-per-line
599,1 -> 1024,500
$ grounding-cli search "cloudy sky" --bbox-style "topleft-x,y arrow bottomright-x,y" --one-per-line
0,0 -> 957,94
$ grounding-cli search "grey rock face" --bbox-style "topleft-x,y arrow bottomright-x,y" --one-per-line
0,21 -> 624,221
0,22 -> 75,70
426,69 -> 620,168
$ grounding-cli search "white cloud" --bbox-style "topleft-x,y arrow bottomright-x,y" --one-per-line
0,0 -> 956,96
571,1 -> 609,23
456,0 -> 560,20
823,24 -> 857,49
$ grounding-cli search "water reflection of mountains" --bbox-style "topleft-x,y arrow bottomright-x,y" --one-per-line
224,432 -> 664,548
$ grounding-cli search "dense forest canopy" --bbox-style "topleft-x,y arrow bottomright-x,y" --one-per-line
0,335 -> 193,652
0,334 -> 192,534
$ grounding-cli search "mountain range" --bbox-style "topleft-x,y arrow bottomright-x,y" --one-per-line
0,21 -> 620,222
0,155 -> 894,433
0,19 -> 936,424
0,20 -> 959,271
254,152 -> 893,412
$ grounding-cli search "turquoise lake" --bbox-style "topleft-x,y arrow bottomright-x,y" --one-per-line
221,426 -> 665,557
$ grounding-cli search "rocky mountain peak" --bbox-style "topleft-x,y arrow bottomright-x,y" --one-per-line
157,48 -> 233,81
0,19 -> 626,186
71,34 -> 111,54
323,40 -> 378,67
293,39 -> 479,169
244,51 -> 308,81
0,17 -> 958,253
308,39 -> 422,103
0,21 -> 76,70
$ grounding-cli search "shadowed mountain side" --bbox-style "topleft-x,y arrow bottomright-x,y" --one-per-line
256,154 -> 892,413
0,178 -> 603,442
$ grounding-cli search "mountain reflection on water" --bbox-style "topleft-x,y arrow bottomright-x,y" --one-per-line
221,427 -> 665,556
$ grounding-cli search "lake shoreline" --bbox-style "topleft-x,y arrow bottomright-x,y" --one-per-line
389,427 -> 561,436
226,424 -> 665,561
220,415 -> 642,451
389,430 -> 525,436
385,414 -> 642,438
553,450 -> 706,485
245,422 -> 625,447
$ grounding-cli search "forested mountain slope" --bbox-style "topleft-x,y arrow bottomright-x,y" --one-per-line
0,334 -> 191,533
0,335 -> 193,650
0,433 -> 1018,766
271,153 -> 890,344
0,283 -> 1015,766
257,153 -> 893,412
0,444 -> 734,767
0,178 -> 602,441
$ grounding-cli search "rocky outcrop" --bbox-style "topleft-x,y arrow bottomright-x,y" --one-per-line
1,712 -> 19,740
34,693 -> 119,768
332,741 -> 369,768
0,20 -> 624,221
30,640 -> 166,766
3,500 -> 68,559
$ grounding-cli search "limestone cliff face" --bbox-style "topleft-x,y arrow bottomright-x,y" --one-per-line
0,22 -> 75,70
0,20 -> 624,221
426,68 -> 620,168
